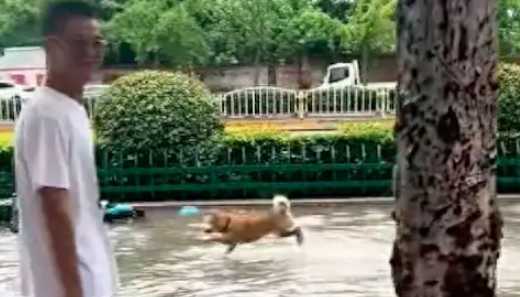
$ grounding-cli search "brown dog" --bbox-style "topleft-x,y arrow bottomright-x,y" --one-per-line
201,195 -> 304,254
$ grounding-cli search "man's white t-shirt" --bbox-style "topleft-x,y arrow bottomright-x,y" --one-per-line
14,86 -> 118,297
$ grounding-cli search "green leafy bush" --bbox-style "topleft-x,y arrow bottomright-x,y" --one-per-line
498,63 -> 520,132
93,70 -> 224,164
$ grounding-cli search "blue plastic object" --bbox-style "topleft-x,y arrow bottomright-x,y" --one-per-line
106,203 -> 133,216
178,205 -> 199,216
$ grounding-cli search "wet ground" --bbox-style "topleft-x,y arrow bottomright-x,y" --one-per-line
2,202 -> 520,297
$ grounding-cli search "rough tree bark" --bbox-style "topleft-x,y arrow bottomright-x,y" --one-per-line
390,0 -> 503,297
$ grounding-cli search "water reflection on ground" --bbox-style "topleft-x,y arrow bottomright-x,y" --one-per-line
2,202 -> 520,296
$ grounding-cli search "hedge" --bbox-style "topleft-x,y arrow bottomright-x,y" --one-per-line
0,121 -> 519,200
2,120 -> 520,167
498,63 -> 520,132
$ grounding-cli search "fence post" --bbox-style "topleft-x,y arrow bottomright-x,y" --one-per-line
297,90 -> 305,119
380,90 -> 387,118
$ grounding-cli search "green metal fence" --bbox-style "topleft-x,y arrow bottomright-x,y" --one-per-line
94,142 -> 395,201
0,141 -> 519,201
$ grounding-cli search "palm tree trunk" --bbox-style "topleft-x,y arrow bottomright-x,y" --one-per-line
390,0 -> 503,296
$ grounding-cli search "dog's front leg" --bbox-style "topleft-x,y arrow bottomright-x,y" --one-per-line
225,243 -> 238,254
278,226 -> 304,245
206,234 -> 238,254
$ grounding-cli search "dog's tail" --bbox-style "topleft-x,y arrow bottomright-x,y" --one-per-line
272,194 -> 291,214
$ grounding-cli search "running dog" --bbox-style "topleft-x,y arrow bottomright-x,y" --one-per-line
200,195 -> 304,254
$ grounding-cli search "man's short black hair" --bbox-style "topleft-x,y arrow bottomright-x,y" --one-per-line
41,0 -> 99,36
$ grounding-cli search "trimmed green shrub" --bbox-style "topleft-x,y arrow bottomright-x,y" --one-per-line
93,70 -> 224,164
498,63 -> 520,132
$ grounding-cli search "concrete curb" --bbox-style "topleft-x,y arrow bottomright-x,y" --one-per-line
131,194 -> 520,208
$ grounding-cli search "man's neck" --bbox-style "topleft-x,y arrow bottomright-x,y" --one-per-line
45,74 -> 84,101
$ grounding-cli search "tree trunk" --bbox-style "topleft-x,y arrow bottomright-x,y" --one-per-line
267,64 -> 277,86
361,42 -> 369,84
297,53 -> 312,90
253,47 -> 262,86
390,0 -> 503,297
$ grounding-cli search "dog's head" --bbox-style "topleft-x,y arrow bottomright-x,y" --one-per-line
201,210 -> 231,233
272,195 -> 291,214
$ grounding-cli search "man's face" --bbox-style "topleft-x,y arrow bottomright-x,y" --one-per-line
45,17 -> 104,83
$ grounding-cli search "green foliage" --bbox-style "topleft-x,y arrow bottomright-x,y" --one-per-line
0,0 -> 40,48
195,0 -> 341,66
104,0 -> 210,66
498,0 -> 520,55
498,63 -> 520,132
0,0 -> 519,62
220,122 -> 395,165
342,0 -> 396,55
93,70 -> 224,161
276,4 -> 346,61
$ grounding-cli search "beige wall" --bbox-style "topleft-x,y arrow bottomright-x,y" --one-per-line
102,56 -> 399,92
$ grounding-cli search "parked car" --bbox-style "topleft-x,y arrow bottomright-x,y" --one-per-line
0,80 -> 35,102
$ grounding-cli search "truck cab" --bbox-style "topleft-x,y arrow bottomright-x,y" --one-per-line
317,60 -> 396,91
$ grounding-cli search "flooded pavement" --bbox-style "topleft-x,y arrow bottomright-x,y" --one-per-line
2,202 -> 520,297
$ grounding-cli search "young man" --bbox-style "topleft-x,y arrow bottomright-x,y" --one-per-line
14,1 -> 118,297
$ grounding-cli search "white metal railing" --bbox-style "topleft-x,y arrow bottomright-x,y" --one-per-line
219,85 -> 396,119
219,86 -> 299,118
0,85 -> 396,123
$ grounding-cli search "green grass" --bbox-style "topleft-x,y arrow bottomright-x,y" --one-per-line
0,133 -> 13,147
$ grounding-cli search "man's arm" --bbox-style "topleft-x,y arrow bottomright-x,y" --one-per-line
40,187 -> 82,297
24,117 -> 82,297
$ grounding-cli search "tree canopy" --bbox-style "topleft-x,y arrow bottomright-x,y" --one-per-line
0,0 -> 518,66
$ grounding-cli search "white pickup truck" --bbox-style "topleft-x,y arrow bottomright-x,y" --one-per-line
314,60 -> 396,91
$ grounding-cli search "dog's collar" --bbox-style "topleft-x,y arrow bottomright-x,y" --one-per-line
219,216 -> 231,233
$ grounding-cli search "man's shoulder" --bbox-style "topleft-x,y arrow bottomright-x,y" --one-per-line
20,88 -> 70,122
15,104 -> 68,143
17,103 -> 64,129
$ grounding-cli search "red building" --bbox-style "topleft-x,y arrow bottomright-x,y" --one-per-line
0,46 -> 104,86
0,47 -> 46,86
